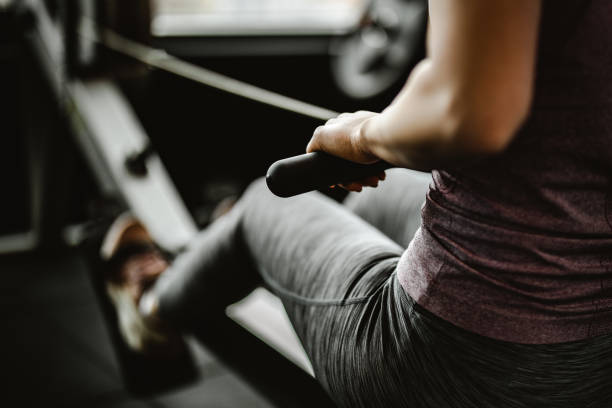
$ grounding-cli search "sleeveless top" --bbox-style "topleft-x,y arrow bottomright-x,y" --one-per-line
398,0 -> 612,344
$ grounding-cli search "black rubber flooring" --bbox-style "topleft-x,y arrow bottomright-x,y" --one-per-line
1,251 -> 273,408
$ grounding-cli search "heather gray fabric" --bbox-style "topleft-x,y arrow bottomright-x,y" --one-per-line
153,169 -> 428,324
153,171 -> 612,407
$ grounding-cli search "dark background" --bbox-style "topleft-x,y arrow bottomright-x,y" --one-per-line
0,3 -> 420,406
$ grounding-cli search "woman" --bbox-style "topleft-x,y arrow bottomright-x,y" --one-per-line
104,1 -> 612,406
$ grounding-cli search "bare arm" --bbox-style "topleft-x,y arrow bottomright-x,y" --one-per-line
307,0 -> 542,171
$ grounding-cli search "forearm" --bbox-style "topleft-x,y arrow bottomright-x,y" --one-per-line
359,59 -> 522,171
359,60 -> 462,170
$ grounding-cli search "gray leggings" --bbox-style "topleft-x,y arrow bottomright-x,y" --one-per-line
152,170 -> 612,408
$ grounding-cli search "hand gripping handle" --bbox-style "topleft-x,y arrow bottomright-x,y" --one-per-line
266,152 -> 392,197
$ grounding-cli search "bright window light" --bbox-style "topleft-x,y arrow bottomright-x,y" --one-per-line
152,0 -> 367,37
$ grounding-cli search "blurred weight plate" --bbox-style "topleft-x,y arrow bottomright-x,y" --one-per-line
331,0 -> 427,99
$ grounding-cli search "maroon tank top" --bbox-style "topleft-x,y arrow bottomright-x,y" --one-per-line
398,0 -> 612,344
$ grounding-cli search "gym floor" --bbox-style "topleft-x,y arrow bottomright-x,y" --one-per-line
2,251 -> 274,408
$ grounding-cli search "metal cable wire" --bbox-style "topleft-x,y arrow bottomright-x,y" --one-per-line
79,22 -> 339,121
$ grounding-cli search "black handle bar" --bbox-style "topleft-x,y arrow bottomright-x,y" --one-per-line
266,152 -> 392,197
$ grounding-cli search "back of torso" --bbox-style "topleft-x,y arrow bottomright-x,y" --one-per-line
399,0 -> 612,343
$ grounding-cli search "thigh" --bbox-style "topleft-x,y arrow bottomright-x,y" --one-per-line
237,180 -> 427,406
155,177 -> 407,323
239,178 -> 405,305
344,169 -> 432,247
159,177 -> 436,406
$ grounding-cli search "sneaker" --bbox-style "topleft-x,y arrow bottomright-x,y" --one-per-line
83,212 -> 198,395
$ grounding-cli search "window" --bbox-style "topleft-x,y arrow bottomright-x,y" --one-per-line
152,0 -> 367,36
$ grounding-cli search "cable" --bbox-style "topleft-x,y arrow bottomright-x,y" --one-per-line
79,22 -> 339,121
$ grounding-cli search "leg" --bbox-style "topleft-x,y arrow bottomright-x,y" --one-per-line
152,169 -> 431,324
146,174 -> 612,408
344,168 -> 431,247
152,178 -> 406,325
149,178 -> 431,405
